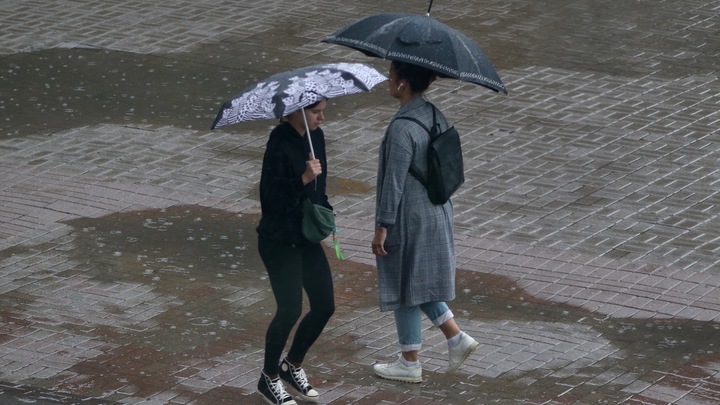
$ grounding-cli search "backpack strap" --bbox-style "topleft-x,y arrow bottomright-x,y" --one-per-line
390,106 -> 438,188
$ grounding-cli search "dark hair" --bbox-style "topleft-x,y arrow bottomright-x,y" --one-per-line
281,98 -> 325,122
391,61 -> 436,93
304,99 -> 324,110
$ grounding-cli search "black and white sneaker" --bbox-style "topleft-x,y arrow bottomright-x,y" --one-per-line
279,358 -> 319,403
257,370 -> 297,405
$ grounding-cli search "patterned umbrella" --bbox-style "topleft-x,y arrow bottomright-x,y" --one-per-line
211,62 -> 387,129
322,13 -> 507,94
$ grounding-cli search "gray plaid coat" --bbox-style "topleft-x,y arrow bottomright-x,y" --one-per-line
375,96 -> 456,312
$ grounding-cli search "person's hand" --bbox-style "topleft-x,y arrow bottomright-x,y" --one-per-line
302,153 -> 322,185
372,226 -> 388,256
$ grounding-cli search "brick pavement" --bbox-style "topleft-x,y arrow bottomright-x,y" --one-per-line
1,0 -> 720,404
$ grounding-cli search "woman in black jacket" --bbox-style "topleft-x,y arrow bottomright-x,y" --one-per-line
256,99 -> 335,405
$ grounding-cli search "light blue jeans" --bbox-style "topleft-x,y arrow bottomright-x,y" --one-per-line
394,302 -> 453,352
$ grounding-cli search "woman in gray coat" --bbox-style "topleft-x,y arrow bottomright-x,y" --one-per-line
371,61 -> 479,383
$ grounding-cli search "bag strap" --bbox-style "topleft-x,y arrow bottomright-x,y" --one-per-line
390,106 -> 438,187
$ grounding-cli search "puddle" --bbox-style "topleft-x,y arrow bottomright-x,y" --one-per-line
64,205 -> 260,286
0,48 -> 247,139
327,176 -> 373,195
0,46 -> 384,141
58,206 -> 268,352
1,1 -> 714,142
1,0 -> 718,402
8,205 -> 701,403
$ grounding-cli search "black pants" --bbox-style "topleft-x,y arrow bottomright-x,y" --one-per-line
259,238 -> 335,375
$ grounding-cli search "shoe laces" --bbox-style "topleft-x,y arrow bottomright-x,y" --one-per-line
290,366 -> 311,392
267,375 -> 291,400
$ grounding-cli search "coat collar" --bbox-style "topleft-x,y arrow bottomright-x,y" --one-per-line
396,95 -> 427,117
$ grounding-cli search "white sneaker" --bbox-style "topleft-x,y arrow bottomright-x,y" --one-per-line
447,332 -> 479,372
373,356 -> 422,383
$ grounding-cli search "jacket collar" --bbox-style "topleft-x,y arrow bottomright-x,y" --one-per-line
395,95 -> 427,117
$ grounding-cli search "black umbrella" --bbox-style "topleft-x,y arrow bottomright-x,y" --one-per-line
322,12 -> 507,94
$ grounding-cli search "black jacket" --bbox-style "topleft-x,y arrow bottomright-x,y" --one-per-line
256,122 -> 332,244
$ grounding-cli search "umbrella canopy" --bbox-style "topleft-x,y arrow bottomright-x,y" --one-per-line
211,62 -> 387,129
322,13 -> 507,94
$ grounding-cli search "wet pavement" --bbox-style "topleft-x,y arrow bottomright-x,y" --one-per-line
1,0 -> 719,404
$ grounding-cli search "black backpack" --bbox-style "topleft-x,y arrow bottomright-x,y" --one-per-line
394,106 -> 464,205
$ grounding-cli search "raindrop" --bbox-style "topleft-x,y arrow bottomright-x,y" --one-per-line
190,317 -> 213,326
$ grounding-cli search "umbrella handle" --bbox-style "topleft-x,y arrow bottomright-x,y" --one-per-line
301,109 -> 318,190
302,109 -> 316,160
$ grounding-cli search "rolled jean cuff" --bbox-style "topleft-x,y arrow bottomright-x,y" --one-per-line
431,309 -> 454,327
399,342 -> 422,352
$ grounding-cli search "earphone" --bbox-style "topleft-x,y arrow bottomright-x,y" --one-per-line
397,83 -> 404,91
